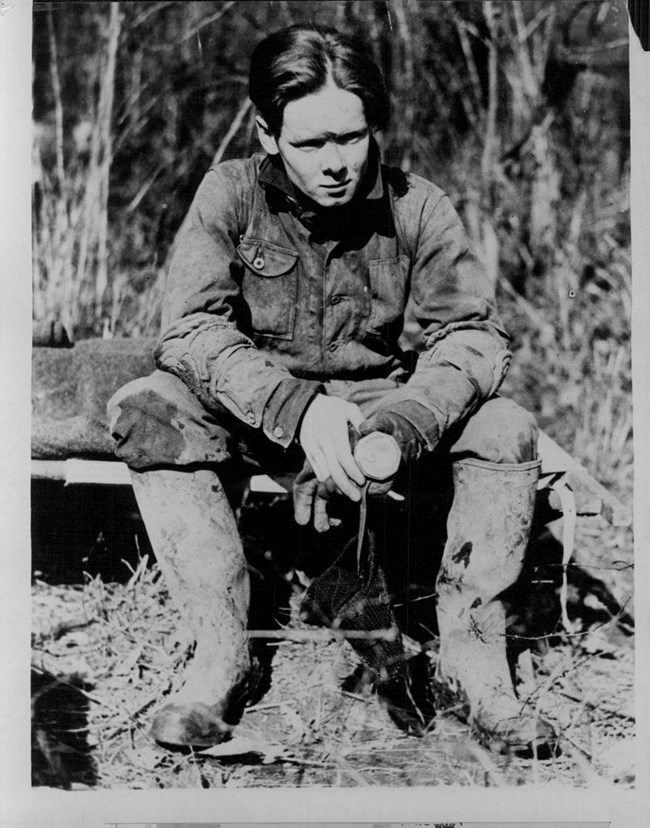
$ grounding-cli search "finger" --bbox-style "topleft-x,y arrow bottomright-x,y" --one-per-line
326,420 -> 365,491
317,478 -> 339,499
337,443 -> 365,487
302,400 -> 365,493
342,405 -> 366,483
358,417 -> 375,437
306,447 -> 329,482
368,479 -> 393,497
347,405 -> 364,431
293,480 -> 317,525
359,413 -> 392,436
311,439 -> 358,495
327,462 -> 361,502
294,462 -> 313,486
319,441 -> 360,500
313,496 -> 331,533
325,433 -> 364,495
293,493 -> 312,525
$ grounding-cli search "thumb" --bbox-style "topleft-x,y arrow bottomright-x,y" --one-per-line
293,477 -> 317,525
358,416 -> 379,437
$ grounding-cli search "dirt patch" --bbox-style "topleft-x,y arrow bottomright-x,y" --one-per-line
31,517 -> 635,789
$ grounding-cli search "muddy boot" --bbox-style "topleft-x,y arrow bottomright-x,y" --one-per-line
434,458 -> 558,756
130,467 -> 252,749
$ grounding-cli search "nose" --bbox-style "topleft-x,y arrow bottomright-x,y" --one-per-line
321,142 -> 347,179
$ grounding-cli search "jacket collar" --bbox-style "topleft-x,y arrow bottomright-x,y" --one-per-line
258,137 -> 385,219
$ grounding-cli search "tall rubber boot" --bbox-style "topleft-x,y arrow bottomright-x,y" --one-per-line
130,467 -> 252,749
434,458 -> 557,756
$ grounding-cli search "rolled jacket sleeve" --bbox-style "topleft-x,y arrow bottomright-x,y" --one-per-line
390,190 -> 512,445
155,166 -> 322,447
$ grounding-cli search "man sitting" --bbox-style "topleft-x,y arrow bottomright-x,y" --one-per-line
108,24 -> 553,755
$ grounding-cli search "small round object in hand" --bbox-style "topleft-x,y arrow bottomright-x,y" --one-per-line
354,432 -> 402,481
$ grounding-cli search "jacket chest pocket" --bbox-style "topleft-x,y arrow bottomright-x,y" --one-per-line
237,239 -> 299,340
367,255 -> 410,335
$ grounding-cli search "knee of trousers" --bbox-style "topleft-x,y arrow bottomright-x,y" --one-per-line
452,397 -> 539,464
107,370 -> 232,470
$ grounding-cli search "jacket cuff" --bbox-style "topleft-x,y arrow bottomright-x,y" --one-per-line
385,400 -> 440,451
262,377 -> 324,448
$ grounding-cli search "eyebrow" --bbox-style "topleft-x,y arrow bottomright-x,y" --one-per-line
289,127 -> 368,147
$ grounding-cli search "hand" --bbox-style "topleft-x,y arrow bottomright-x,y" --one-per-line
358,401 -> 436,492
292,458 -> 341,533
358,410 -> 426,464
298,394 -> 366,503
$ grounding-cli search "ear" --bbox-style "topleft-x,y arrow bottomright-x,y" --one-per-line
255,116 -> 280,155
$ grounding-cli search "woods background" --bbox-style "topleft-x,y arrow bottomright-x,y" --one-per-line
31,0 -> 632,502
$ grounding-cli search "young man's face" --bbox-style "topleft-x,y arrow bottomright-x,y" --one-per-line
258,80 -> 371,209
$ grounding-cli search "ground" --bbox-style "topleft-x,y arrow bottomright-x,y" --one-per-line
31,482 -> 634,790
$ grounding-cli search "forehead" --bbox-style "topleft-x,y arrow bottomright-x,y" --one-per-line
280,82 -> 367,139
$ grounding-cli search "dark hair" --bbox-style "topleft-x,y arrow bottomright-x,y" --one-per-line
249,24 -> 390,136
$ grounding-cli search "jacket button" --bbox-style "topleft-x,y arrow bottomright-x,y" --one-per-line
330,295 -> 343,305
328,342 -> 338,352
273,426 -> 284,438
246,411 -> 256,423
253,255 -> 265,270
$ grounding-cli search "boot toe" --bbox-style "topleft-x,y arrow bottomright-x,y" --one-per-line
474,713 -> 560,759
150,701 -> 232,750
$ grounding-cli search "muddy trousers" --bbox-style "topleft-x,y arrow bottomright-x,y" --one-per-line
108,370 -> 540,748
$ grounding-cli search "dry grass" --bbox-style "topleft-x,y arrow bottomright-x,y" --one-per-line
31,525 -> 635,790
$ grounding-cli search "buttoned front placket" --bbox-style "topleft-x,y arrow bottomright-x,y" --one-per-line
278,206 -> 374,368
276,211 -> 329,356
322,238 -> 344,359
257,147 -> 388,369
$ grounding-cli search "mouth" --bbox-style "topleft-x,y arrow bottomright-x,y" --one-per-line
322,180 -> 351,192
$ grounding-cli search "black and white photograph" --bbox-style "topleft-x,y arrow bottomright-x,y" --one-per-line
3,0 -> 647,812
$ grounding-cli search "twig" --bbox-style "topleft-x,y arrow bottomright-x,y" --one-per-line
126,162 -> 166,213
181,1 -> 237,42
467,740 -> 507,787
391,0 -> 415,171
94,1 -> 121,321
557,690 -> 635,723
499,275 -> 556,340
211,97 -> 253,167
557,37 -> 629,59
247,628 -> 399,642
46,9 -> 65,190
340,690 -> 373,704
450,9 -> 484,131
131,1 -> 174,28
245,700 -> 297,713
481,2 -> 499,190
553,479 -> 577,633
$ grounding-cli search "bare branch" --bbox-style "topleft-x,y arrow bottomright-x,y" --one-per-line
481,1 -> 498,189
181,0 -> 237,42
131,1 -> 175,29
94,2 -> 122,320
448,7 -> 484,131
46,9 -> 65,189
212,97 -> 253,167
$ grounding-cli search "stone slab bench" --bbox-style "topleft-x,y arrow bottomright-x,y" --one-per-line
31,338 -> 631,529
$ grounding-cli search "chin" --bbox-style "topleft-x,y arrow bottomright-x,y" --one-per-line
316,191 -> 356,208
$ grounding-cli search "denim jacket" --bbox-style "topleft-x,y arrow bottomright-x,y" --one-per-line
155,146 -> 512,449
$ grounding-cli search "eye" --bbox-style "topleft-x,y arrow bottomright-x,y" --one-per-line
294,139 -> 326,151
336,130 -> 368,146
